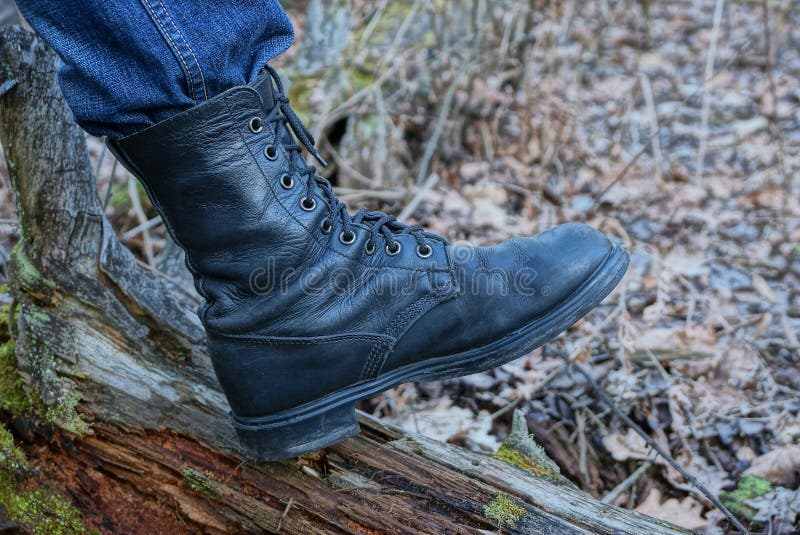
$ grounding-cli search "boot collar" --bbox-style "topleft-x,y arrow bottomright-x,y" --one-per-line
251,69 -> 275,111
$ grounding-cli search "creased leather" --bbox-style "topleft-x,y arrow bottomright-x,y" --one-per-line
108,71 -> 613,417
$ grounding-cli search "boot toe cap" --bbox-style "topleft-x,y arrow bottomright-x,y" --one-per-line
385,223 -> 614,368
520,222 -> 613,305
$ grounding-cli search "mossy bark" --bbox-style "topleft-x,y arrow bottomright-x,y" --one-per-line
0,422 -> 88,534
0,26 -> 692,535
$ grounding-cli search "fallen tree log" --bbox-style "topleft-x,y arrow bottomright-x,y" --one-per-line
0,26 -> 692,534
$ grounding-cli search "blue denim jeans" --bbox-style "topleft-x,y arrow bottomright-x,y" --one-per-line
14,1 -> 294,138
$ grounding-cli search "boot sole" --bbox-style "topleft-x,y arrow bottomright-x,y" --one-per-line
232,243 -> 630,461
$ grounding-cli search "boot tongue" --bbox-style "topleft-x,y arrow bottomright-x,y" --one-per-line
250,70 -> 311,175
251,70 -> 275,110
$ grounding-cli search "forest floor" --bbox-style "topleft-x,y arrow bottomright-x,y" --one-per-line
1,0 -> 799,533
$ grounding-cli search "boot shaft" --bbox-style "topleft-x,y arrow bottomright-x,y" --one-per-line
108,72 -> 452,338
109,76 -> 294,282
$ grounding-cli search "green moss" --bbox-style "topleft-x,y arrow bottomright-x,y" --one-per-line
286,75 -> 318,124
348,66 -> 376,90
0,289 -> 34,416
0,423 -> 28,474
0,485 -> 87,535
0,293 -> 88,533
0,283 -> 88,435
484,494 -> 527,529
182,469 -> 220,499
495,444 -> 555,478
371,2 -> 418,40
0,339 -> 31,416
9,244 -> 57,291
1,281 -> 12,338
24,337 -> 89,436
0,424 -> 87,535
493,410 -> 561,480
43,387 -> 88,436
0,303 -> 9,336
721,474 -> 772,521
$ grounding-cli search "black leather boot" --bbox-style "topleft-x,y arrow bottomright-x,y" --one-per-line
109,68 -> 629,460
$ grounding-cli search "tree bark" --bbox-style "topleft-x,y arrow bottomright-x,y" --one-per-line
0,26 -> 692,535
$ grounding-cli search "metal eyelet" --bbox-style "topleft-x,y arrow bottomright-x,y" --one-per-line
300,197 -> 316,211
320,218 -> 333,234
280,173 -> 294,189
416,244 -> 433,258
364,240 -> 376,255
385,242 -> 402,256
264,144 -> 278,160
339,230 -> 356,245
249,117 -> 263,133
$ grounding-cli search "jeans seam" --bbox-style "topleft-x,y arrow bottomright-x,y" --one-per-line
158,0 -> 208,100
140,0 -> 198,102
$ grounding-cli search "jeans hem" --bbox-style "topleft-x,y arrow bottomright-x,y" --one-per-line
140,0 -> 208,103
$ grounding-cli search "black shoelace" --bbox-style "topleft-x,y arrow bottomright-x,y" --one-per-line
260,66 -> 444,257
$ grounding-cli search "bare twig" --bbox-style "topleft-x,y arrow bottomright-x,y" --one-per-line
127,177 -> 156,266
376,0 -> 422,74
335,187 -> 405,202
312,47 -> 414,142
589,146 -> 649,210
694,0 -> 725,183
644,348 -> 672,384
121,216 -> 162,241
760,0 -> 790,194
324,139 -> 380,188
576,410 -> 590,483
489,396 -> 523,421
559,354 -> 750,534
398,173 -> 439,221
638,73 -> 662,177
602,461 -> 652,504
93,141 -> 106,180
415,64 -> 468,185
103,158 -> 118,210
276,498 -> 294,533
353,0 -> 389,65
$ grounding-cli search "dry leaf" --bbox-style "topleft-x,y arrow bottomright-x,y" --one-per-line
636,325 -> 717,359
751,274 -> 777,304
747,487 -> 800,535
717,343 -> 760,388
602,430 -> 661,463
459,162 -> 490,182
387,398 -> 499,452
635,488 -> 708,530
663,247 -> 710,277
744,446 -> 800,487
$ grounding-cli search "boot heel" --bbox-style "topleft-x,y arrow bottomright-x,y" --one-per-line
232,402 -> 360,461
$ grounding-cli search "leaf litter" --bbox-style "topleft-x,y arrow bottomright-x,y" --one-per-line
1,0 -> 799,532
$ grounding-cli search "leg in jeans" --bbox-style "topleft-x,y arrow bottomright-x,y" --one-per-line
14,0 -> 294,137
13,0 -> 628,460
